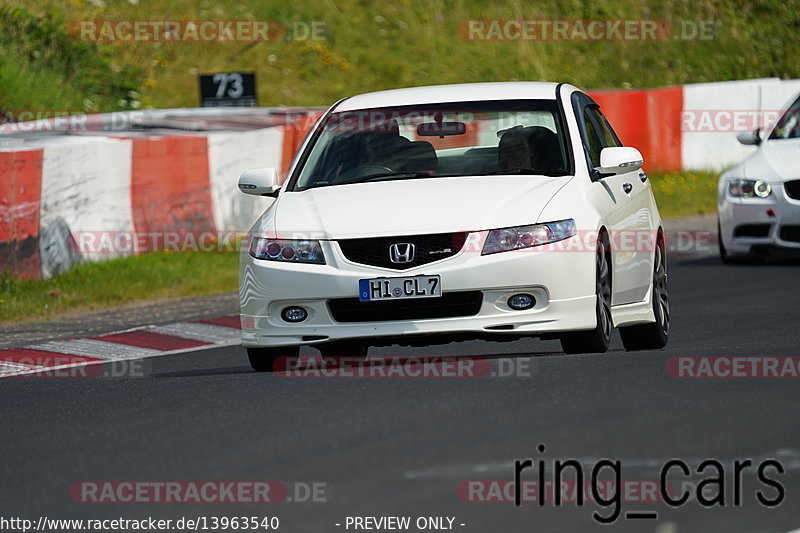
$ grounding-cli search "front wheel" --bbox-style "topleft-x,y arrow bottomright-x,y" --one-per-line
246,346 -> 300,372
619,237 -> 669,351
560,236 -> 612,355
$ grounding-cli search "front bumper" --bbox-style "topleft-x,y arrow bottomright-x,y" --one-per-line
239,236 -> 597,347
719,185 -> 800,255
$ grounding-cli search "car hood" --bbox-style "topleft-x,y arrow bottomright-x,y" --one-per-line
270,175 -> 572,239
740,139 -> 800,181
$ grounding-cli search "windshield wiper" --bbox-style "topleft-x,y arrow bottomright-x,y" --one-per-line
340,171 -> 436,185
486,168 -> 570,176
298,172 -> 443,191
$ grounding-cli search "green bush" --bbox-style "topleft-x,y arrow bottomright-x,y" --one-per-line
0,6 -> 142,113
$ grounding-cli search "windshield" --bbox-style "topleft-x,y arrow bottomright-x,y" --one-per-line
291,100 -> 570,191
768,94 -> 800,139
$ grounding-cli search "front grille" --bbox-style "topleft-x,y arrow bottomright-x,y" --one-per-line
328,291 -> 483,323
734,224 -> 771,238
779,225 -> 800,243
785,180 -> 800,200
337,232 -> 468,270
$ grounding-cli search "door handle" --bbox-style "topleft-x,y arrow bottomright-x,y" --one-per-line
639,172 -> 648,183
623,183 -> 633,194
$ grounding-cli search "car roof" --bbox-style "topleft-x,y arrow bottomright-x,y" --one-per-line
335,82 -> 562,112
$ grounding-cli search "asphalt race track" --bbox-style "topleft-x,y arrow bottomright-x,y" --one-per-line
2,251 -> 800,533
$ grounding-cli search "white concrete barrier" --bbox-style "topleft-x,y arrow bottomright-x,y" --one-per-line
207,128 -> 283,233
682,78 -> 800,170
39,137 -> 134,276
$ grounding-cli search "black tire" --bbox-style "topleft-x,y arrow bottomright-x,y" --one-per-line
317,340 -> 369,358
560,235 -> 612,355
619,236 -> 669,351
246,346 -> 300,372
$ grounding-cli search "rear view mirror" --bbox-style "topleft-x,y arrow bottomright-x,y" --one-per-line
416,121 -> 467,137
736,128 -> 761,146
238,168 -> 280,197
597,147 -> 644,177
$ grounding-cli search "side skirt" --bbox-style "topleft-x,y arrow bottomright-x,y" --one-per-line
610,283 -> 656,327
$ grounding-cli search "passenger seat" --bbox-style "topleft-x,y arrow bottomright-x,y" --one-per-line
390,140 -> 438,173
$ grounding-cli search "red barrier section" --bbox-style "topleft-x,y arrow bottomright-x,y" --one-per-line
279,112 -> 324,182
130,136 -> 216,245
588,86 -> 683,172
0,149 -> 43,278
646,86 -> 683,172
279,123 -> 300,182
590,89 -> 649,155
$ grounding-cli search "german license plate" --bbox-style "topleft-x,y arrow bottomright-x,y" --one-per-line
358,275 -> 441,302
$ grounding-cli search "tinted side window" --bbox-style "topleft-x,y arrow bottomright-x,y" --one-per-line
768,95 -> 800,139
571,92 -> 606,170
582,108 -> 604,168
589,107 -> 622,148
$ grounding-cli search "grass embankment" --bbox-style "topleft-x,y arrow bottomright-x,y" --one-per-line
0,171 -> 717,324
1,1 -> 799,112
0,6 -> 142,115
649,171 -> 717,219
0,252 -> 238,324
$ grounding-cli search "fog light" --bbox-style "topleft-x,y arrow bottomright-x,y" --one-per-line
508,294 -> 535,310
281,306 -> 307,322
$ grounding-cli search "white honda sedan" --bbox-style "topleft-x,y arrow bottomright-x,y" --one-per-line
718,92 -> 800,262
238,82 -> 669,371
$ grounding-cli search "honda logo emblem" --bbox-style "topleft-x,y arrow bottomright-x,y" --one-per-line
389,243 -> 415,263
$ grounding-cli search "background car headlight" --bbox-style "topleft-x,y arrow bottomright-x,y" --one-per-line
482,219 -> 577,255
249,238 -> 325,264
729,178 -> 772,198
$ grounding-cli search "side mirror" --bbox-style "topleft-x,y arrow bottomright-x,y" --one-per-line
596,146 -> 644,177
238,168 -> 280,197
736,128 -> 761,146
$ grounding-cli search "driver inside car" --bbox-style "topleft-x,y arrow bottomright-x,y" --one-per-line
362,119 -> 411,168
498,126 -> 532,169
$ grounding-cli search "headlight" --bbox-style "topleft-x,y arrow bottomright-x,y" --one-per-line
729,179 -> 772,198
249,237 -> 325,264
482,219 -> 577,255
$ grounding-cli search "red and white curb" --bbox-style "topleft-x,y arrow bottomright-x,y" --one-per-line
0,315 -> 241,378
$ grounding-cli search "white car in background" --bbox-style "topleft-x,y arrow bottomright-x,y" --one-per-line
238,82 -> 669,371
718,92 -> 800,262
